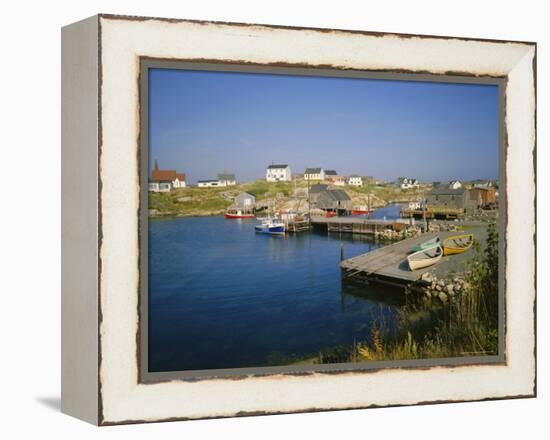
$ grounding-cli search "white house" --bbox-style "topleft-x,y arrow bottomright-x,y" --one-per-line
265,164 -> 292,182
449,180 -> 462,189
397,177 -> 419,189
217,173 -> 236,186
149,160 -> 186,192
148,182 -> 172,193
197,179 -> 223,188
304,168 -> 325,181
347,175 -> 363,187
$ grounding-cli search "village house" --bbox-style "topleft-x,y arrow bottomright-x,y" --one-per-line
347,175 -> 363,187
397,177 -> 419,189
234,192 -> 256,209
426,186 -> 468,209
308,183 -> 329,206
197,179 -> 223,188
304,167 -> 325,181
449,180 -> 462,189
217,172 -> 236,186
148,160 -> 186,192
317,189 -> 353,214
328,175 -> 346,186
265,164 -> 292,182
324,170 -> 337,178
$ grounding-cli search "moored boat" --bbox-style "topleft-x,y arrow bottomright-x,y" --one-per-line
407,244 -> 443,271
410,236 -> 441,253
224,208 -> 255,219
443,233 -> 474,256
351,205 -> 372,216
254,218 -> 286,235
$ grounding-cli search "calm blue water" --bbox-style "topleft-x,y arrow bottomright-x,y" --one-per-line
149,204 -> 406,372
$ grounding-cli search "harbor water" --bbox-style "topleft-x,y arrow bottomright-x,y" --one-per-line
149,204 -> 406,372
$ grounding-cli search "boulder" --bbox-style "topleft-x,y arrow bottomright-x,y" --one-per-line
438,292 -> 448,303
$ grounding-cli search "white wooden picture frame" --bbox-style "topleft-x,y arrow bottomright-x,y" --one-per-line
61,14 -> 536,425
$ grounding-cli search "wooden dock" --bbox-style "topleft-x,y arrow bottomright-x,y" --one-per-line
340,231 -> 460,285
311,216 -> 411,235
401,207 -> 464,220
285,219 -> 312,232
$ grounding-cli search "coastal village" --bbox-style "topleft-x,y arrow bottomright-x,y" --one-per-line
148,160 -> 498,306
148,160 -> 497,222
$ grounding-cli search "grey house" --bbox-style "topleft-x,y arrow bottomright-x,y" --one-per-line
308,183 -> 329,206
234,192 -> 256,209
317,189 -> 352,212
426,186 -> 469,209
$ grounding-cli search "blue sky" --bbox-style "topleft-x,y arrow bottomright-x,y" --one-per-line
149,68 -> 499,184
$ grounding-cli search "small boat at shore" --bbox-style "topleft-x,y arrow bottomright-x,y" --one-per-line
410,236 -> 441,253
254,218 -> 286,235
407,244 -> 443,271
443,234 -> 474,256
224,208 -> 255,219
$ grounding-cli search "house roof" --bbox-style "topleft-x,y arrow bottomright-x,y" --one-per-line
329,189 -> 351,201
267,164 -> 289,169
348,174 -> 361,178
305,168 -> 323,174
152,169 -> 177,182
198,179 -> 219,183
218,173 -> 236,181
324,170 -> 337,175
428,186 -> 466,196
310,183 -> 329,193
151,160 -> 186,182
319,189 -> 351,201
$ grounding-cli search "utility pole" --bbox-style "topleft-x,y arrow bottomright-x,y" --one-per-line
422,191 -> 427,232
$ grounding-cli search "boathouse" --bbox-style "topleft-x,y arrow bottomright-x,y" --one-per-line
234,192 -> 256,209
308,183 -> 329,206
426,185 -> 469,209
317,189 -> 352,214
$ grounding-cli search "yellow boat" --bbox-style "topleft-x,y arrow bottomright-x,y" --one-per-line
443,233 -> 474,256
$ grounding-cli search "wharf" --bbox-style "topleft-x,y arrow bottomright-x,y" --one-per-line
340,231 -> 464,285
311,215 -> 411,235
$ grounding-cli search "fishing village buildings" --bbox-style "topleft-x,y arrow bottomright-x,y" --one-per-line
397,177 -> 419,189
148,160 -> 186,192
426,182 -> 497,210
197,172 -> 237,187
266,164 -> 292,182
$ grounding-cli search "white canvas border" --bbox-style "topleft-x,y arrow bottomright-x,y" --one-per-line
98,16 -> 536,424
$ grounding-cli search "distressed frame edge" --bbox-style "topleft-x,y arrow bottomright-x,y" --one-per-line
60,14 -> 101,425
93,15 -> 537,425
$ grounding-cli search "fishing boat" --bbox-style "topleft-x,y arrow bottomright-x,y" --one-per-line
407,244 -> 443,271
254,218 -> 286,235
351,205 -> 372,216
443,233 -> 474,256
224,208 -> 255,219
410,236 -> 441,253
